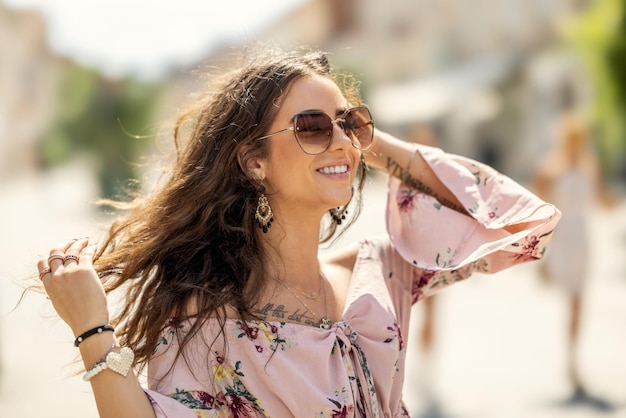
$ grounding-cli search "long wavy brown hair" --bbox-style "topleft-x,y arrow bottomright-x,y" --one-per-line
92,45 -> 369,371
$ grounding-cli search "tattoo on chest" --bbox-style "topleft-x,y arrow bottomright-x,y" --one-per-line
386,156 -> 465,213
253,303 -> 320,326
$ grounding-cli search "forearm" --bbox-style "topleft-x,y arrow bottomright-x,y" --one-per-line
365,129 -> 467,214
79,333 -> 156,418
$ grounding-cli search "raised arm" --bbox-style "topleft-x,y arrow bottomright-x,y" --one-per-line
365,128 -> 467,215
38,238 -> 156,418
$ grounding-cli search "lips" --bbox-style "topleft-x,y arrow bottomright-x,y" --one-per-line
317,164 -> 349,174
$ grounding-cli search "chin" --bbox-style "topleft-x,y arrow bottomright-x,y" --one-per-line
316,184 -> 355,210
333,191 -> 354,208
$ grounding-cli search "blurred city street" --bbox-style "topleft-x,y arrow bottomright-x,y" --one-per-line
2,0 -> 625,417
1,166 -> 625,417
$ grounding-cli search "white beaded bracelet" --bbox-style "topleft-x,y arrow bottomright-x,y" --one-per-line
83,345 -> 135,382
83,360 -> 108,381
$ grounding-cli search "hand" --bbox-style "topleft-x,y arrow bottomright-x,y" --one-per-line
37,238 -> 110,337
362,128 -> 395,170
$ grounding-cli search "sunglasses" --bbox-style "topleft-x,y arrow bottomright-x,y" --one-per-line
257,106 -> 375,155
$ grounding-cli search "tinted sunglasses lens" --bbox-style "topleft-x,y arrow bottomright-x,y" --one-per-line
344,108 -> 374,149
294,112 -> 333,154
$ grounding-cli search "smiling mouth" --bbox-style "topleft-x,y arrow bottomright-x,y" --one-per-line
317,164 -> 349,175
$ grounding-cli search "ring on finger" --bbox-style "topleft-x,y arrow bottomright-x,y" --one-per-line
63,254 -> 79,265
39,268 -> 52,280
48,254 -> 65,263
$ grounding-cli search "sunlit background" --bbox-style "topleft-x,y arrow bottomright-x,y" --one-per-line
1,0 -> 624,417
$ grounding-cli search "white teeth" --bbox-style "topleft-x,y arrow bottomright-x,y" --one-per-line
319,165 -> 348,174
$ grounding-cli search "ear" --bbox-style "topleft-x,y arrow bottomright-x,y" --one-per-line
237,145 -> 267,181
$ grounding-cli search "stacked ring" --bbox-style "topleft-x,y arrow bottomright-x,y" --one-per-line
39,268 -> 52,280
48,254 -> 65,263
64,254 -> 79,265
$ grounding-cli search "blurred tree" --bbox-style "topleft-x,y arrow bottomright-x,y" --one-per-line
559,0 -> 625,183
39,63 -> 163,198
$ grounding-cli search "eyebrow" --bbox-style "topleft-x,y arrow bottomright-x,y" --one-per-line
336,107 -> 349,117
289,107 -> 350,120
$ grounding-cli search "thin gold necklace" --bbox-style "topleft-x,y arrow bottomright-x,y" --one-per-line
274,276 -> 332,329
289,274 -> 324,301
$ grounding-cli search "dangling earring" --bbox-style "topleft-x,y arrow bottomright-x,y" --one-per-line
329,186 -> 354,226
255,185 -> 273,233
329,205 -> 348,225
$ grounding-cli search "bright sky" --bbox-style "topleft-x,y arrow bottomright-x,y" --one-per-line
4,0 -> 308,79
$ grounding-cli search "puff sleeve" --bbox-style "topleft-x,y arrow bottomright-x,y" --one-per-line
386,144 -> 561,302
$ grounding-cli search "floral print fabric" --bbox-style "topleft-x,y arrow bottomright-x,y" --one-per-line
387,143 -> 560,301
144,144 -> 560,417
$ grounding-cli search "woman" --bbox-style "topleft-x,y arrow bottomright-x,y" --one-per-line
533,86 -> 611,409
36,46 -> 560,417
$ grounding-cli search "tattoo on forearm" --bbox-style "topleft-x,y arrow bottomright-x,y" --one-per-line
386,156 -> 465,213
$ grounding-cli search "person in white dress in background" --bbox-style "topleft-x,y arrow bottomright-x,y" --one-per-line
533,82 -> 613,411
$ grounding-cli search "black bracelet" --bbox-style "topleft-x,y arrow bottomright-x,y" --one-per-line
74,325 -> 115,347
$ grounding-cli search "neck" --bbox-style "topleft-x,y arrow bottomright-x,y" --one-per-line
261,208 -> 325,290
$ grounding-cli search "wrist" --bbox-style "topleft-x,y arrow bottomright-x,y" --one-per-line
71,313 -> 110,338
78,330 -> 118,367
365,128 -> 392,169
82,344 -> 134,382
74,324 -> 115,347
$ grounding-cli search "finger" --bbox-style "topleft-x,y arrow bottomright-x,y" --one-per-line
63,254 -> 79,266
48,239 -> 78,270
62,238 -> 89,267
38,268 -> 52,281
37,258 -> 52,281
47,253 -> 65,270
37,257 -> 50,279
37,258 -> 49,272
78,242 -> 98,267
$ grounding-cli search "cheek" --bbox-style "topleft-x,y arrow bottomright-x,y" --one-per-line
269,135 -> 303,160
350,151 -> 363,179
265,146 -> 310,187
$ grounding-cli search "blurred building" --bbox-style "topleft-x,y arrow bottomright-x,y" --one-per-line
1,0 -> 593,184
0,5 -> 64,180
0,3 -> 165,197
173,0 -> 591,180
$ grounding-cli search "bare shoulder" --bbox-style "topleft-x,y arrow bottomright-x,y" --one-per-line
320,241 -> 360,271
320,242 -> 360,305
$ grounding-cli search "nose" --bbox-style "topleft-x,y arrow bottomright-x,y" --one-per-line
330,119 -> 354,150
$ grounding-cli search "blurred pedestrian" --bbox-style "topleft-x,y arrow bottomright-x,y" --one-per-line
532,82 -> 612,410
32,45 -> 559,417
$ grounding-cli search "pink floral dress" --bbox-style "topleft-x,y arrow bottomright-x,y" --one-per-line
143,144 -> 560,417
